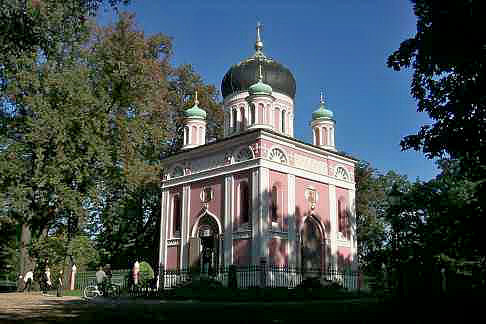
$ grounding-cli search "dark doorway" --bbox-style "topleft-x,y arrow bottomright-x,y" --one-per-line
301,217 -> 323,276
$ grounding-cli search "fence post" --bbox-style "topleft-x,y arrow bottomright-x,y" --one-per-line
260,258 -> 267,288
158,265 -> 164,290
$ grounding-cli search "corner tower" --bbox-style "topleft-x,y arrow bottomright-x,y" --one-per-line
311,91 -> 336,151
182,91 -> 207,150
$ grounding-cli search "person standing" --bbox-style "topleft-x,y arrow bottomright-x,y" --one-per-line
56,270 -> 64,297
22,270 -> 34,292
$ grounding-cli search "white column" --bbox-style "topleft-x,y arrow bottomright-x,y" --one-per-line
287,174 -> 296,267
181,185 -> 190,269
348,188 -> 357,270
157,189 -> 169,289
224,175 -> 234,266
329,184 -> 338,270
251,168 -> 260,264
259,167 -> 270,262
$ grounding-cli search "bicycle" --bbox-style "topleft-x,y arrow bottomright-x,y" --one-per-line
83,281 -> 121,299
83,284 -> 102,299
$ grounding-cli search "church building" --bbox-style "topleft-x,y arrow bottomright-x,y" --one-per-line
158,24 -> 357,279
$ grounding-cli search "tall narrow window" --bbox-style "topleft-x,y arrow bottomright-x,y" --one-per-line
315,128 -> 320,146
173,195 -> 181,237
240,107 -> 246,130
322,128 -> 328,145
240,182 -> 250,224
232,109 -> 237,131
250,104 -> 256,125
281,110 -> 286,133
199,127 -> 204,144
271,185 -> 278,223
184,126 -> 189,145
338,198 -> 348,238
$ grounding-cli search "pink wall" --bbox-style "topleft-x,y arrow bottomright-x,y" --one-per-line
268,170 -> 288,231
166,246 -> 180,270
269,238 -> 288,266
233,171 -> 251,229
189,176 -> 224,234
295,177 -> 330,236
337,246 -> 351,270
233,239 -> 251,265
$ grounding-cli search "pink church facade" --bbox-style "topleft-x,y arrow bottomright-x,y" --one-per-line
158,25 -> 357,281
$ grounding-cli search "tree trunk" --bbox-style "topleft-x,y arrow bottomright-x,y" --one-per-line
19,223 -> 34,276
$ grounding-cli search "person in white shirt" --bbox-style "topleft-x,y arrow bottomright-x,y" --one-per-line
22,270 -> 34,292
95,266 -> 106,287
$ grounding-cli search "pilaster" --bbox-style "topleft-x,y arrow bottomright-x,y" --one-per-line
181,185 -> 190,268
348,188 -> 357,270
329,184 -> 338,270
224,175 -> 234,266
287,174 -> 296,267
259,167 -> 270,263
251,168 -> 260,264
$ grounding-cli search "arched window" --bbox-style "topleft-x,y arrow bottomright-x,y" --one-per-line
232,109 -> 237,131
173,194 -> 181,237
250,104 -> 256,125
281,110 -> 286,133
240,182 -> 250,224
322,128 -> 328,145
338,198 -> 348,239
315,128 -> 320,146
240,106 -> 246,130
192,125 -> 197,143
199,127 -> 204,144
184,126 -> 189,145
271,185 -> 279,223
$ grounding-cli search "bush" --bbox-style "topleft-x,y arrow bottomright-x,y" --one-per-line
139,261 -> 154,287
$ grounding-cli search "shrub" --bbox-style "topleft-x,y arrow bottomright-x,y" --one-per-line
139,261 -> 154,287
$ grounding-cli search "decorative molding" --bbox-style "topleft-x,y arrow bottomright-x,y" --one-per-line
235,146 -> 254,162
335,166 -> 350,181
267,147 -> 287,164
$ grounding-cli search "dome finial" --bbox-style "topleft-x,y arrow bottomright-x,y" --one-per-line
254,21 -> 265,58
320,90 -> 324,104
194,90 -> 199,106
257,62 -> 263,82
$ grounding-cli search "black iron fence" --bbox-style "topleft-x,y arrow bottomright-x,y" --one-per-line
75,269 -> 130,291
159,265 -> 362,290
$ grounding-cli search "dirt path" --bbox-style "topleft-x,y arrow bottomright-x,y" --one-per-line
0,292 -> 89,323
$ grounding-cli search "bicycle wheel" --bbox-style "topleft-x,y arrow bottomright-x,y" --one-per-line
83,286 -> 99,299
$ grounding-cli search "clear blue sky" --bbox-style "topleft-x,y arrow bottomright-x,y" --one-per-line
98,0 -> 438,181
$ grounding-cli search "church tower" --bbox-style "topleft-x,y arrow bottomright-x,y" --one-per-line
311,91 -> 336,151
182,91 -> 207,150
222,22 -> 296,137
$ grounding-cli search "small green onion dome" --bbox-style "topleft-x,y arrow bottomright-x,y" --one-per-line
248,79 -> 273,95
184,92 -> 206,119
312,93 -> 334,120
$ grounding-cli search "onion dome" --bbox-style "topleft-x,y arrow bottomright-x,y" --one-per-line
248,63 -> 272,95
221,22 -> 296,99
184,91 -> 206,119
312,91 -> 334,120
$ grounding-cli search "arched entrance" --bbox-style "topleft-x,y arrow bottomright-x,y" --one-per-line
189,213 -> 221,274
301,216 -> 324,276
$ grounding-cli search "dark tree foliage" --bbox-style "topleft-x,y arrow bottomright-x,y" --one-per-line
387,0 -> 485,291
387,0 -> 485,182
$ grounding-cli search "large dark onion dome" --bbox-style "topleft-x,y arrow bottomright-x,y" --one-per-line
221,58 -> 296,99
221,22 -> 296,100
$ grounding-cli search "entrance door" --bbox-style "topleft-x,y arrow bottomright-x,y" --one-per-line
196,215 -> 220,274
301,217 -> 323,276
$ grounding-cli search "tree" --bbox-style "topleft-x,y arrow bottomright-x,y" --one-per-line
387,0 -> 485,182
387,0 -> 485,280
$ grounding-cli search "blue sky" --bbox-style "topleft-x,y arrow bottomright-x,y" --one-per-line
99,0 -> 438,181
